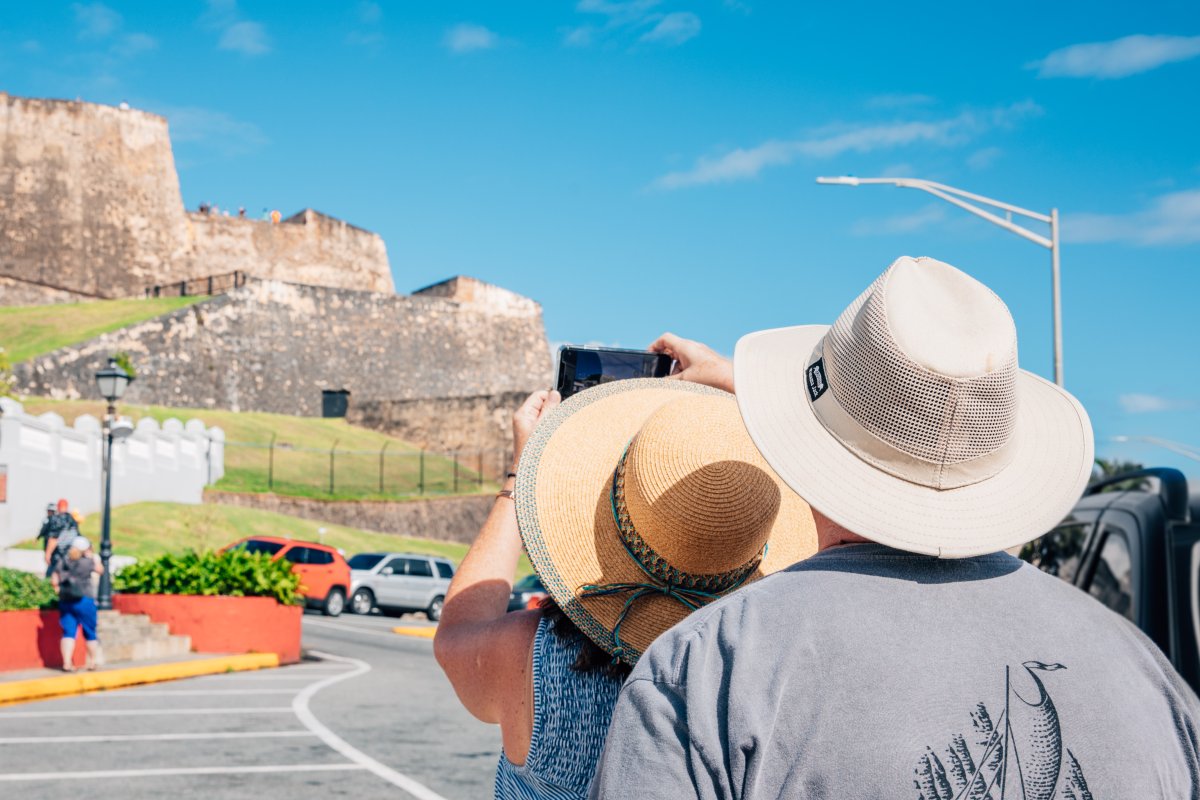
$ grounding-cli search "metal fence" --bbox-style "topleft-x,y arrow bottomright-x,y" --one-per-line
220,439 -> 513,499
144,270 -> 249,298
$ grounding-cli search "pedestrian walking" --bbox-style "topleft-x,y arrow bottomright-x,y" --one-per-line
36,502 -> 58,563
589,256 -> 1200,799
52,536 -> 104,672
41,498 -> 78,578
436,385 -> 816,800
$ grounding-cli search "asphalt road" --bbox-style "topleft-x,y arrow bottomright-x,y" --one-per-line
0,612 -> 500,799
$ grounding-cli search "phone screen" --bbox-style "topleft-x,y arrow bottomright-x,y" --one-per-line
556,347 -> 674,399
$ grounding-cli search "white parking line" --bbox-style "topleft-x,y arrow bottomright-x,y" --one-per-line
0,707 -> 294,719
294,650 -> 449,800
0,731 -> 317,745
303,618 -> 424,640
0,764 -> 365,782
104,689 -> 299,696
185,673 -> 348,680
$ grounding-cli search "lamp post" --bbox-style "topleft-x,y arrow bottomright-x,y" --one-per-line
94,358 -> 133,611
816,176 -> 1063,387
1111,435 -> 1200,464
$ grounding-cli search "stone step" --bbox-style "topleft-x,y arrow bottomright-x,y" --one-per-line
102,635 -> 192,665
85,610 -> 193,665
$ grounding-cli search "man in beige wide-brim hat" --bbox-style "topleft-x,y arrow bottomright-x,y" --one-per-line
590,257 -> 1200,800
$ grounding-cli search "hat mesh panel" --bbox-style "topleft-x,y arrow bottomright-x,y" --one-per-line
825,271 -> 1018,465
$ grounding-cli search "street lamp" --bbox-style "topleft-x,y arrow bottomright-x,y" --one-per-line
93,358 -> 133,611
1111,435 -> 1200,464
816,175 -> 1063,387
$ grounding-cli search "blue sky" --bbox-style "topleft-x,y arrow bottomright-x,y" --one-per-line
2,1 -> 1198,477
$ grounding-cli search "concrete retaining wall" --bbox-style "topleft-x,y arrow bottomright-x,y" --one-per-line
205,490 -> 492,545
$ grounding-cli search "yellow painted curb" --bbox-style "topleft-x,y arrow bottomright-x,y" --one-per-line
0,652 -> 280,707
392,626 -> 436,639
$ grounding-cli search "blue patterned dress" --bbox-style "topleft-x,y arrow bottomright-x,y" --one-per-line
494,616 -> 624,800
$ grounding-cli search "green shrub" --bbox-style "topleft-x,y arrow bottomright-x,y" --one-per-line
114,550 -> 302,606
0,568 -> 57,611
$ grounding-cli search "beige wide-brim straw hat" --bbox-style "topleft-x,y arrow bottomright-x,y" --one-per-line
734,256 -> 1094,558
515,379 -> 816,665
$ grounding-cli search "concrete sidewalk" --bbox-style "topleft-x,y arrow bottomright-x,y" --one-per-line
0,652 -> 279,706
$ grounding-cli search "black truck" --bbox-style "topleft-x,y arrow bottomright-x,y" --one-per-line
1021,467 -> 1200,693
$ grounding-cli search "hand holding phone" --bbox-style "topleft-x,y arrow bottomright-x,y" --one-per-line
555,346 -> 674,400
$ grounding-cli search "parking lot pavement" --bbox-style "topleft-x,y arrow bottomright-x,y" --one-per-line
0,612 -> 500,800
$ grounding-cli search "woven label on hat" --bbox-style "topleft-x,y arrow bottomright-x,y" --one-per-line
806,358 -> 828,402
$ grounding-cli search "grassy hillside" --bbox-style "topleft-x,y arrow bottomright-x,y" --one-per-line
0,297 -> 204,363
12,501 -> 531,576
21,398 -> 496,499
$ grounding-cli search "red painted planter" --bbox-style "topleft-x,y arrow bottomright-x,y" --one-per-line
113,594 -> 302,664
0,610 -> 88,671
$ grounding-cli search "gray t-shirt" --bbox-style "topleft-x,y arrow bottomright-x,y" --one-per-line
589,544 -> 1200,799
57,556 -> 96,600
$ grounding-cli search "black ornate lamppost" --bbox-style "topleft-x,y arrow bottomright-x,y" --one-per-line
94,358 -> 133,611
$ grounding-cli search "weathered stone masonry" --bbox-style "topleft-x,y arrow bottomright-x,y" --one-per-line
0,93 -> 393,304
14,277 -> 552,416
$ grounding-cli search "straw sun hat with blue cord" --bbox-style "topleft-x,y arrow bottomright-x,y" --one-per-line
514,378 -> 817,665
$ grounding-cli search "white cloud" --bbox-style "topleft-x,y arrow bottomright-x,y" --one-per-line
114,32 -> 158,57
967,146 -> 1002,170
203,1 -> 271,56
866,93 -> 935,109
651,101 -> 1041,190
158,106 -> 268,157
1063,189 -> 1200,246
72,3 -> 121,40
444,23 -> 499,54
577,0 -> 662,24
219,21 -> 270,55
569,0 -> 701,49
851,205 -> 946,236
1032,34 -> 1200,79
639,12 -> 701,46
357,1 -> 382,24
1119,394 -> 1195,414
563,26 -> 596,47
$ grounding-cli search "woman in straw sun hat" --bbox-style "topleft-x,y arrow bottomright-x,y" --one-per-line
435,381 -> 816,800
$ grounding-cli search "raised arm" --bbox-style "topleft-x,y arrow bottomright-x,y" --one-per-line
434,390 -> 560,728
649,332 -> 734,394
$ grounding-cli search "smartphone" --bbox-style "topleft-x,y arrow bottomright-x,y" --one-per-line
555,345 -> 675,400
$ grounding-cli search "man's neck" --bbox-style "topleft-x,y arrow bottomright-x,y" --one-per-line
813,509 -> 873,552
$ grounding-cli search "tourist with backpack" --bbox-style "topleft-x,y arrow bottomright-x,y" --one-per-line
52,536 -> 104,672
39,499 -> 78,578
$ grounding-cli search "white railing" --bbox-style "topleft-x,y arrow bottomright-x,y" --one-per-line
0,398 -> 225,548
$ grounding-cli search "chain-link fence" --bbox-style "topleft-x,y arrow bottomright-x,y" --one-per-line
217,439 -> 512,500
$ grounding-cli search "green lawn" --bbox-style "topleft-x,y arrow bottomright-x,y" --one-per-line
12,500 -> 531,576
20,399 -> 498,500
0,297 -> 204,363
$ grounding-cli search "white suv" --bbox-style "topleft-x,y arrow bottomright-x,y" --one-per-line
348,552 -> 455,621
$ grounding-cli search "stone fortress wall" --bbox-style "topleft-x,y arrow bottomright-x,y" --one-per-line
1,93 -> 551,462
14,276 -> 552,418
0,93 -> 392,304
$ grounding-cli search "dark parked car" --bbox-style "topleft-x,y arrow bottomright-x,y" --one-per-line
508,574 -> 547,612
1021,468 -> 1200,693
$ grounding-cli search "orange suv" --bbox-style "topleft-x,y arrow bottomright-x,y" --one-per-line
226,536 -> 352,617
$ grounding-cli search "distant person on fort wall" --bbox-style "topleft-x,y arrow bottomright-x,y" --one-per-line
52,536 -> 104,672
270,209 -> 281,224
40,498 -> 79,578
435,383 -> 816,800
